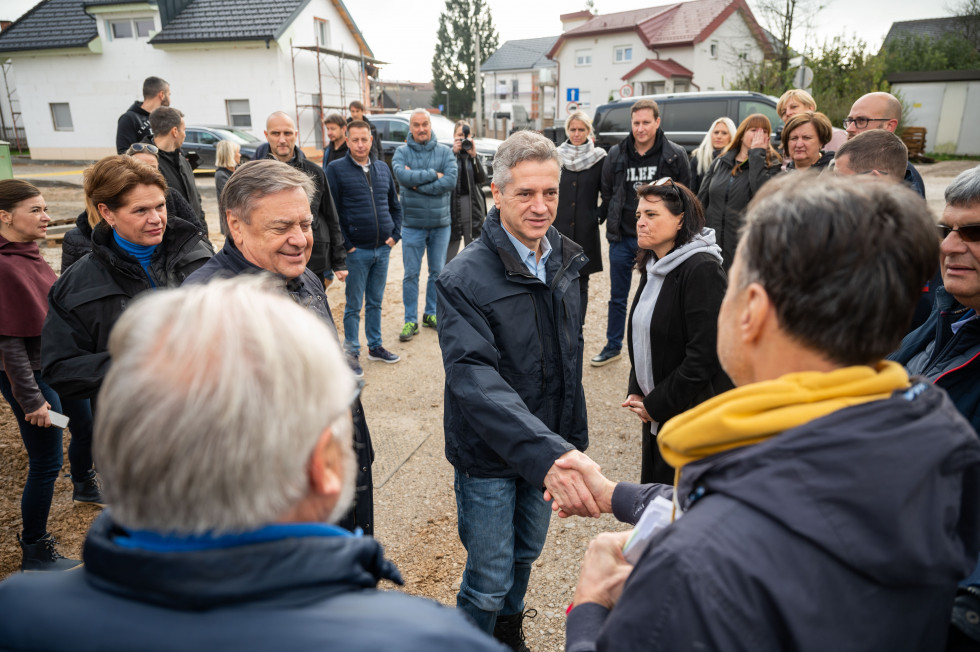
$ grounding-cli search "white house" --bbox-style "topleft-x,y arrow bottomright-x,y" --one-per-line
0,0 -> 381,160
480,36 -> 559,134
547,0 -> 771,117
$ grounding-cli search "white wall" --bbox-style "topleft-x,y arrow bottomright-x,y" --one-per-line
9,0 -> 368,159
553,9 -> 766,120
893,80 -> 980,155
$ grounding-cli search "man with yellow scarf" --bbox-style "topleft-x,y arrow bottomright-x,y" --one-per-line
560,173 -> 980,652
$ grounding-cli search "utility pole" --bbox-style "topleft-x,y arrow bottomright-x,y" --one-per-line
474,30 -> 482,137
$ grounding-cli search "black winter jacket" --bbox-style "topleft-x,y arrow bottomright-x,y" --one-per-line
116,101 -> 150,154
325,152 -> 402,250
0,512 -> 505,651
697,148 -> 781,270
567,383 -> 980,652
599,131 -> 691,242
266,147 -> 346,276
41,219 -> 213,400
184,239 -> 375,535
557,161 -> 603,276
436,210 -> 589,486
61,192 -> 207,272
450,152 -> 487,244
626,251 -> 732,425
890,286 -> 980,433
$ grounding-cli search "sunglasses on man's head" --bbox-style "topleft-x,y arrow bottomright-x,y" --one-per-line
938,223 -> 980,243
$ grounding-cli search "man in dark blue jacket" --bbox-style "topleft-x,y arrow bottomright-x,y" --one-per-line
0,274 -> 505,652
326,121 -> 403,375
890,165 -> 980,432
436,131 -> 600,651
560,174 -> 980,652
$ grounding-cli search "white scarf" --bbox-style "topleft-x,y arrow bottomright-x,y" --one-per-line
557,139 -> 607,172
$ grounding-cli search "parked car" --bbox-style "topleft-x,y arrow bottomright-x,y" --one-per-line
592,91 -> 783,153
369,112 -> 500,185
184,125 -> 262,172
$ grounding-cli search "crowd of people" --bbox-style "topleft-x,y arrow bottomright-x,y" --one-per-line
0,73 -> 978,652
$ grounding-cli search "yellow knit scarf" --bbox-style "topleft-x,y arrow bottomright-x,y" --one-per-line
658,361 -> 910,479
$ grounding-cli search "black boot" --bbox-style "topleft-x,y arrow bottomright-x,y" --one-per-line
72,471 -> 105,506
19,533 -> 82,572
493,608 -> 536,652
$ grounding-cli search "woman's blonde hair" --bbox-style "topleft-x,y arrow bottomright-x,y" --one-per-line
216,140 -> 240,169
564,110 -> 594,136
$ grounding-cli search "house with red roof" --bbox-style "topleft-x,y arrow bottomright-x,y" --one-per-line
548,0 -> 771,115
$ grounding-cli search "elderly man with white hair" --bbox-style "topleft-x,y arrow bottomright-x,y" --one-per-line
0,277 -> 507,652
392,108 -> 457,342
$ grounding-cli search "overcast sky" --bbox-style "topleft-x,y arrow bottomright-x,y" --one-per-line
2,0 -> 953,81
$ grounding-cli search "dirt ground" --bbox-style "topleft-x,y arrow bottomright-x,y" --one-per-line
0,160 -> 974,650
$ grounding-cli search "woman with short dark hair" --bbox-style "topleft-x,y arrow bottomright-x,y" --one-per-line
625,178 -> 732,483
782,111 -> 834,171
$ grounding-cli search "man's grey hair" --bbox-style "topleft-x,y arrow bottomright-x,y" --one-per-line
219,159 -> 313,230
149,106 -> 184,136
94,276 -> 356,535
491,131 -> 562,193
409,107 -> 430,123
736,172 -> 938,366
945,165 -> 980,207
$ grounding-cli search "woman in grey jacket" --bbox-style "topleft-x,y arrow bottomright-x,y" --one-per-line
696,113 -> 781,270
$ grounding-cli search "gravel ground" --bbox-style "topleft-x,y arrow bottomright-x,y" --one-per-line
0,159 -> 974,650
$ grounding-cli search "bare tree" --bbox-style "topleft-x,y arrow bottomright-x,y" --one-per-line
752,0 -> 823,74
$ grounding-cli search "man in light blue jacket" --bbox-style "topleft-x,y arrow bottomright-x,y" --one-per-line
392,109 -> 457,342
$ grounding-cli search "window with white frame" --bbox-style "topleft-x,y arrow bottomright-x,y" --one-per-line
511,79 -> 519,97
614,46 -> 633,63
50,103 -> 73,131
579,90 -> 592,108
575,49 -> 592,66
497,80 -> 508,99
315,18 -> 331,48
225,99 -> 251,128
109,18 -> 154,39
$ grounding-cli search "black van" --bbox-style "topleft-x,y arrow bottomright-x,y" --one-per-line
592,91 -> 782,153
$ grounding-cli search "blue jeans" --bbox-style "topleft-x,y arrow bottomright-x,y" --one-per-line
605,236 -> 638,350
0,371 -> 94,542
454,470 -> 553,635
343,245 -> 391,355
402,225 -> 450,323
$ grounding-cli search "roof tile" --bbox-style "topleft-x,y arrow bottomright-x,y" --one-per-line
482,36 -> 559,72
0,0 -> 97,52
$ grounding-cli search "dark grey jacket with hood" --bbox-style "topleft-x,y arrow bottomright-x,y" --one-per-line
566,382 -> 980,652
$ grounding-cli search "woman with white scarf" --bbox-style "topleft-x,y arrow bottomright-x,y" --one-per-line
624,178 -> 733,484
556,110 -> 606,324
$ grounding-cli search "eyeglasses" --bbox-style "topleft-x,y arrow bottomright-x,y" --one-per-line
128,143 -> 159,154
937,223 -> 980,243
841,117 -> 891,129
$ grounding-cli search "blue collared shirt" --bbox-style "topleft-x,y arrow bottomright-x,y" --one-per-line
502,227 -> 551,282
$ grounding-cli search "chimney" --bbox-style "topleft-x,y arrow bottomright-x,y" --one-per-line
559,10 -> 593,33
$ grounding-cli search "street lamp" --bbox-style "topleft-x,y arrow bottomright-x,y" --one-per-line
441,91 -> 449,118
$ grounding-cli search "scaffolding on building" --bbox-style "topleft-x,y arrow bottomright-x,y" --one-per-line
1,59 -> 24,151
290,41 -> 386,149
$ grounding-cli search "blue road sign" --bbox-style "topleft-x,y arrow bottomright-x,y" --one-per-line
566,88 -> 579,102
